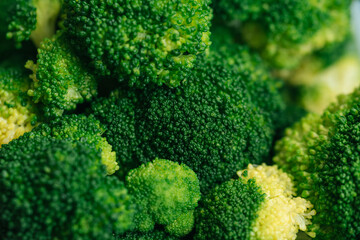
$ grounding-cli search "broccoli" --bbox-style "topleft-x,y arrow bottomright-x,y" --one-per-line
0,65 -> 38,147
195,164 -> 315,240
273,87 -> 360,238
0,0 -> 62,47
125,158 -> 200,237
118,230 -> 178,240
212,0 -> 352,69
28,114 -> 118,175
0,136 -> 135,239
90,39 -> 285,192
26,32 -> 97,118
62,0 -> 212,88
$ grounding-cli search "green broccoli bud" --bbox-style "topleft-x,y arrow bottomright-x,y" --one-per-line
0,0 -> 62,48
274,87 -> 360,239
195,164 -> 315,240
125,158 -> 201,237
26,33 -> 97,118
29,114 -> 118,175
63,0 -> 212,87
0,136 -> 135,239
0,65 -> 38,147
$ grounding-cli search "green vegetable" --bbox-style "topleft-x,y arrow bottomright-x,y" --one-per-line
126,158 -> 200,237
274,87 -> 360,239
29,114 -> 118,175
195,164 -> 315,240
0,65 -> 38,146
90,39 -> 285,192
0,136 -> 135,239
26,33 -> 97,118
0,0 -> 62,47
62,0 -> 212,87
213,0 -> 352,69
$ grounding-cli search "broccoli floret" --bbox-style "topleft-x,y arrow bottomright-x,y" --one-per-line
0,66 -> 38,147
118,230 -> 179,240
125,159 -> 200,237
274,87 -> 360,238
0,0 -> 62,47
29,114 -> 118,175
26,33 -> 97,118
62,0 -> 212,87
0,136 -> 135,239
213,0 -> 352,69
90,41 -> 285,192
195,164 -> 315,240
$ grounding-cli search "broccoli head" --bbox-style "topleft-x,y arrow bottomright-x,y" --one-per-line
26,33 -> 97,118
213,0 -> 352,69
0,136 -> 135,239
90,39 -> 285,192
0,66 -> 38,147
0,0 -> 62,47
274,87 -> 360,238
63,0 -> 212,87
28,114 -> 118,175
125,159 -> 200,237
195,164 -> 315,240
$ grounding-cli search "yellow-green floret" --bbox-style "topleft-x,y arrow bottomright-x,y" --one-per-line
26,33 -> 97,118
63,0 -> 213,87
194,163 -> 314,240
274,87 -> 360,239
0,66 -> 38,146
125,158 -> 201,237
28,114 -> 118,175
238,164 -> 316,240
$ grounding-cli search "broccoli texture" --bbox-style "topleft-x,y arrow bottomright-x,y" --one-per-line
118,230 -> 178,240
125,159 -> 200,237
0,66 -> 38,147
63,0 -> 212,87
90,40 -> 285,192
29,114 -> 118,175
274,87 -> 360,239
195,164 -> 315,240
0,136 -> 135,239
213,0 -> 352,69
26,33 -> 97,118
0,0 -> 62,47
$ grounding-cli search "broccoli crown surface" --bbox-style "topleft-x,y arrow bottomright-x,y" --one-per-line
26,33 -> 97,118
0,66 -> 38,146
274,87 -> 360,239
0,136 -> 135,239
90,41 -> 285,192
119,230 -> 179,240
63,0 -> 212,88
29,114 -> 118,175
195,164 -> 315,240
195,177 -> 265,240
126,158 -> 200,236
